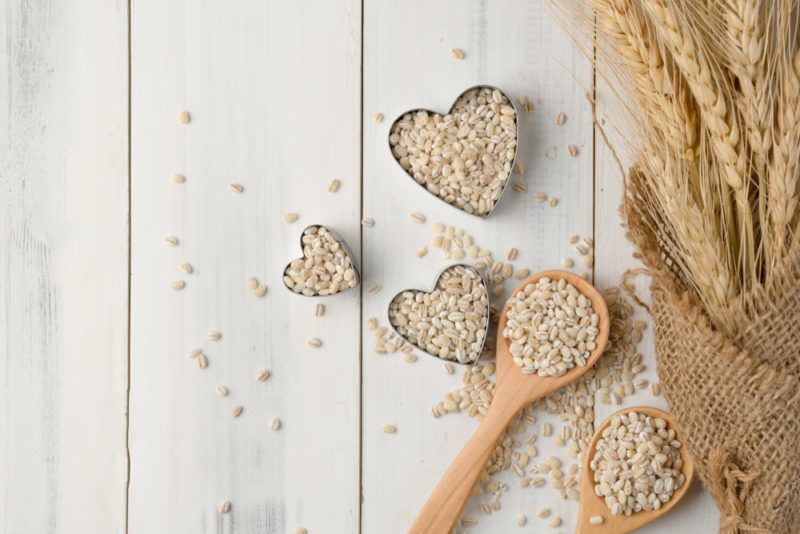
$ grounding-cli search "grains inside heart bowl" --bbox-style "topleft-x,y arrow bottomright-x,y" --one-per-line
388,85 -> 518,217
503,276 -> 600,377
283,225 -> 359,296
388,264 -> 489,364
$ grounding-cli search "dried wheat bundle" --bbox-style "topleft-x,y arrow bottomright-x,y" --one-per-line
555,0 -> 800,337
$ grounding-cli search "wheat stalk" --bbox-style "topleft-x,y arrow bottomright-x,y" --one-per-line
553,0 -> 800,336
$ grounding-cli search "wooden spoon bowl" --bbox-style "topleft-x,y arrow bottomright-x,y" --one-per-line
408,270 -> 610,534
576,406 -> 695,534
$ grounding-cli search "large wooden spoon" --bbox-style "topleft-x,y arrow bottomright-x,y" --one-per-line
575,406 -> 695,534
408,270 -> 610,534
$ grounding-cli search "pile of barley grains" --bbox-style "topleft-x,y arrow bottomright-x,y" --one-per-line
503,277 -> 599,377
389,87 -> 517,216
283,225 -> 357,296
388,265 -> 488,364
590,410 -> 685,516
436,286 -> 648,512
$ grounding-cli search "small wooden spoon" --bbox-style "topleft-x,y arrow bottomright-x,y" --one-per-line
408,270 -> 610,534
575,406 -> 695,534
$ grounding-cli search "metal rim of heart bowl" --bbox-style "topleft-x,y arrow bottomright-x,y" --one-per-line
282,224 -> 361,298
387,84 -> 521,219
386,263 -> 492,367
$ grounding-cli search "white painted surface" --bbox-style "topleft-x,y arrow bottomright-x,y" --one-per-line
0,0 -> 719,532
0,1 -> 129,533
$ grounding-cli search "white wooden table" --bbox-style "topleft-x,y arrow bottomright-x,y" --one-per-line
0,1 -> 720,533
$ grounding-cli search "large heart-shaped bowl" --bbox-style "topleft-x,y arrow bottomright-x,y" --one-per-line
388,85 -> 520,217
282,224 -> 360,297
388,264 -> 489,364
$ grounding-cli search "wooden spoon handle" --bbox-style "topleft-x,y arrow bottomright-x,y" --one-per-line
408,401 -> 517,534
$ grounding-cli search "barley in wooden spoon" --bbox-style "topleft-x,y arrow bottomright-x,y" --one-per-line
408,270 -> 610,534
576,406 -> 694,533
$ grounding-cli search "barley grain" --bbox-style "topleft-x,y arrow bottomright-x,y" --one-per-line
294,528 -> 307,534
271,417 -> 281,431
171,280 -> 186,290
218,500 -> 231,514
410,212 -> 426,224
451,48 -> 465,59
533,192 -> 548,203
229,183 -> 243,193
229,405 -> 243,418
513,180 -> 527,193
246,277 -> 259,290
415,246 -> 428,258
361,217 -> 374,227
516,514 -> 527,526
308,337 -> 321,348
180,262 -> 193,274
555,112 -> 566,125
443,363 -> 455,375
568,144 -> 578,157
368,283 -> 381,294
589,515 -> 605,525
561,258 -> 574,268
549,517 -> 562,528
196,353 -> 208,369
207,330 -> 221,341
381,424 -> 397,434
506,248 -> 518,261
178,110 -> 191,124
164,235 -> 179,246
171,173 -> 185,183
537,508 -> 551,518
283,213 -> 299,223
548,197 -> 559,207
373,112 -> 384,123
256,369 -> 270,382
328,179 -> 341,193
315,303 -> 325,317
253,284 -> 268,298
215,384 -> 229,396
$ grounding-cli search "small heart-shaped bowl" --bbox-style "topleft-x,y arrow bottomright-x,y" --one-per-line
387,263 -> 490,365
388,84 -> 520,218
282,224 -> 360,297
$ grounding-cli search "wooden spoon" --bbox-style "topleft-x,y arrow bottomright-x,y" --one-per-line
575,406 -> 695,534
408,270 -> 610,534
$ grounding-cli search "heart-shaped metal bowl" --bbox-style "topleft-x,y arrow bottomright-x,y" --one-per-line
387,263 -> 490,365
388,84 -> 520,218
282,224 -> 360,297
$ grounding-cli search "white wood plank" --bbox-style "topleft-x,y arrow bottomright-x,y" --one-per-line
129,2 -> 362,533
0,1 -> 129,533
362,1 -> 594,531
593,79 -> 721,532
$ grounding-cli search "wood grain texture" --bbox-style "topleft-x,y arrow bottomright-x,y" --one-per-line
128,1 -> 361,533
0,1 -> 129,533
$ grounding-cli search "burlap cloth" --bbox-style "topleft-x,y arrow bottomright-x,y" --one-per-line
621,172 -> 800,534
